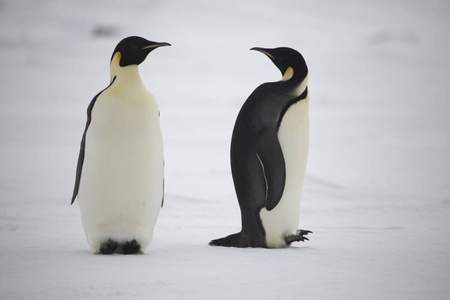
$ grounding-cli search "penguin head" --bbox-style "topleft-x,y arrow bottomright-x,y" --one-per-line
110,36 -> 171,67
251,47 -> 308,80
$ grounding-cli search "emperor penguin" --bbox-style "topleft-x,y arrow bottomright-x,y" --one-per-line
210,47 -> 311,248
71,36 -> 170,254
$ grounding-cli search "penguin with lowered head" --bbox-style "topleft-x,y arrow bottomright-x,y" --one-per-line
210,47 -> 312,248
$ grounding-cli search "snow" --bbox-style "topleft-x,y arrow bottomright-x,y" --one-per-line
1,0 -> 450,299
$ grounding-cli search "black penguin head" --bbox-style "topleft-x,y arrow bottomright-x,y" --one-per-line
251,47 -> 308,79
110,36 -> 171,67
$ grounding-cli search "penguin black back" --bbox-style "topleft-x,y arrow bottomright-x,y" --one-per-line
210,47 -> 311,248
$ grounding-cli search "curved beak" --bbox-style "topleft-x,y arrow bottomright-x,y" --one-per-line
250,47 -> 274,60
142,42 -> 172,50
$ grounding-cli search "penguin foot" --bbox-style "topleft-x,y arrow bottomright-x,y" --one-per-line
209,232 -> 266,248
285,229 -> 312,245
99,239 -> 119,254
122,239 -> 141,255
209,233 -> 242,247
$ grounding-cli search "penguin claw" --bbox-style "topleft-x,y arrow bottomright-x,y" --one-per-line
99,239 -> 119,254
284,229 -> 312,245
297,229 -> 313,235
122,239 -> 141,255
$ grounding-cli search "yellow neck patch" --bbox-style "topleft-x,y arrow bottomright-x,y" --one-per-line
111,52 -> 121,66
281,67 -> 294,81
110,52 -> 122,82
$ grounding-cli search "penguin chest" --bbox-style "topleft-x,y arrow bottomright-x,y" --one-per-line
78,89 -> 163,249
260,95 -> 310,248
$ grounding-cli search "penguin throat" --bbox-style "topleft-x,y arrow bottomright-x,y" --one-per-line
109,52 -> 143,89
281,67 -> 294,81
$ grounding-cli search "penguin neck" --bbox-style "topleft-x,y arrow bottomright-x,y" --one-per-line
280,67 -> 308,96
109,52 -> 145,89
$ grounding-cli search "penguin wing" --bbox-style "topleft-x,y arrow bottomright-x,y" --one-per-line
161,161 -> 165,208
71,77 -> 116,204
255,126 -> 286,211
71,131 -> 87,204
70,95 -> 98,205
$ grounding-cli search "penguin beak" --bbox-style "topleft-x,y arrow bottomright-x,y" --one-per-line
250,47 -> 274,60
142,42 -> 172,50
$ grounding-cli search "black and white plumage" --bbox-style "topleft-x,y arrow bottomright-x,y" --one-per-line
71,36 -> 170,254
210,47 -> 311,248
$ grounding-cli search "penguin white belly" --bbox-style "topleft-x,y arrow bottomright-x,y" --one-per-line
78,88 -> 163,253
260,95 -> 309,248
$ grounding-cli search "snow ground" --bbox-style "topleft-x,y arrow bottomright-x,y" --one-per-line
1,0 -> 449,299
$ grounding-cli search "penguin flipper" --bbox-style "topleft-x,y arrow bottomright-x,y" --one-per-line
71,76 -> 117,205
71,96 -> 95,205
255,127 -> 286,211
71,133 -> 86,204
161,176 -> 164,208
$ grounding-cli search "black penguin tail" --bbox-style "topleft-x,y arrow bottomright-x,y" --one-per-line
209,232 -> 266,248
209,233 -> 242,247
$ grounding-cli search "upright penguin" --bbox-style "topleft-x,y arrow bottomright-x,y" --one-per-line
71,36 -> 171,254
210,47 -> 311,248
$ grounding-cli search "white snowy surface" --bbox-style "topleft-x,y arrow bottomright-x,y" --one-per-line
1,0 -> 450,299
